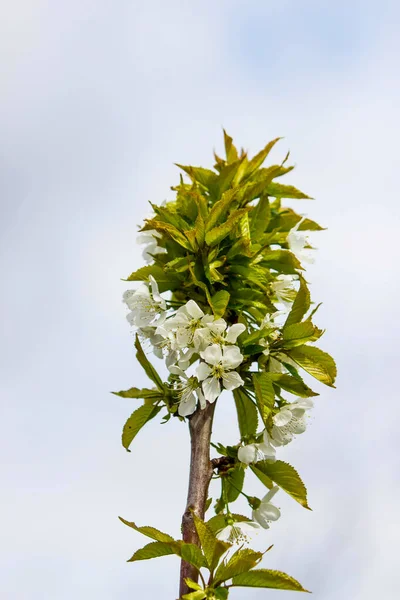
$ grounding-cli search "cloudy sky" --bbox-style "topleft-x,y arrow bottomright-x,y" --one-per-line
1,1 -> 399,599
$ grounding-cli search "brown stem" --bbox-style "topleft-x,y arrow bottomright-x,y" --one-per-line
179,401 -> 216,598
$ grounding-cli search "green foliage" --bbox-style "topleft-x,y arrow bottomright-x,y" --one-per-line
128,541 -> 175,562
214,548 -> 263,584
134,335 -> 164,390
231,569 -> 310,592
284,276 -> 310,328
252,460 -> 310,509
287,345 -> 337,387
253,372 -> 275,425
121,404 -> 162,451
233,388 -> 258,438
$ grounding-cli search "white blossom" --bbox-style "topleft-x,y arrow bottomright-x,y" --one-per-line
161,300 -> 215,350
216,520 -> 260,543
271,398 -> 314,446
123,276 -> 166,328
196,344 -> 244,403
237,430 -> 276,465
136,229 -> 167,263
270,274 -> 297,305
252,486 -> 281,529
287,219 -> 314,265
169,366 -> 206,417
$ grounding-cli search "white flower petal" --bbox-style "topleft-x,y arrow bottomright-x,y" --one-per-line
202,376 -> 221,403
185,300 -> 204,320
262,485 -> 280,504
201,344 -> 223,366
178,393 -> 197,417
225,323 -> 246,343
196,362 -> 212,381
273,408 -> 293,427
238,444 -> 258,465
208,319 -> 227,335
221,345 -> 243,370
196,388 -> 207,410
216,526 -> 232,542
222,371 -> 244,391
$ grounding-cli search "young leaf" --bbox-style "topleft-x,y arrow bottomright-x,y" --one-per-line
270,374 -> 318,398
223,129 -> 239,163
266,182 -> 312,199
244,137 -> 282,179
192,513 -> 230,570
182,591 -> 206,600
223,467 -> 245,503
205,188 -> 237,231
284,276 -> 310,328
122,404 -> 162,451
112,387 -> 163,400
180,543 -> 208,570
118,518 -> 175,543
124,264 -> 180,293
176,164 -> 218,192
261,249 -> 302,274
214,548 -> 263,584
254,460 -> 310,509
282,321 -> 320,348
135,335 -> 164,390
250,464 -> 274,490
127,541 -> 175,562
206,513 -> 251,535
250,195 -> 270,239
252,373 -> 275,424
231,568 -> 310,592
287,345 -> 337,387
233,388 -> 258,438
206,208 -> 249,246
144,219 -> 194,251
209,290 -> 230,318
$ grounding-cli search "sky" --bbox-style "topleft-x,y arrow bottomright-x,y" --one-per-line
1,1 -> 399,598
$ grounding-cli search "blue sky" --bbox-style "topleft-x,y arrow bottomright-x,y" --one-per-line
1,1 -> 399,599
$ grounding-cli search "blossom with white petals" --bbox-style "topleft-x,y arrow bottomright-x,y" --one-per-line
123,276 -> 166,328
252,486 -> 281,529
196,344 -> 244,403
169,366 -> 206,417
287,219 -> 314,265
194,320 -> 246,351
216,520 -> 260,543
271,398 -> 314,446
271,274 -> 297,305
237,430 -> 276,465
161,300 -> 215,350
136,229 -> 167,263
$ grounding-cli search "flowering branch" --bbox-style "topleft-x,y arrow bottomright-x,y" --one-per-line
114,131 -> 336,599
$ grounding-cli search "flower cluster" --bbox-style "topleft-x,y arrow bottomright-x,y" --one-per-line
123,281 -> 246,416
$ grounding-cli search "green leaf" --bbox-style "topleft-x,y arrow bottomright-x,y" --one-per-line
112,387 -> 163,400
233,388 -> 258,438
266,182 -> 312,199
206,208 -> 249,246
135,335 -> 164,390
127,541 -> 175,562
185,578 -> 203,592
118,518 -> 175,542
245,138 -> 282,179
209,290 -> 230,318
214,587 -> 229,600
182,591 -> 206,600
144,219 -> 194,251
287,345 -> 337,387
252,373 -> 275,425
121,404 -> 162,451
284,277 -> 310,328
270,374 -> 318,398
224,467 -> 245,503
176,164 -> 218,192
205,188 -> 237,231
215,548 -> 263,584
282,321 -> 320,348
250,464 -> 274,490
261,249 -> 302,274
250,195 -> 270,239
192,513 -> 230,570
231,569 -> 309,592
180,543 -> 208,570
214,157 -> 246,198
223,130 -> 239,163
124,264 -> 180,293
254,460 -> 310,509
